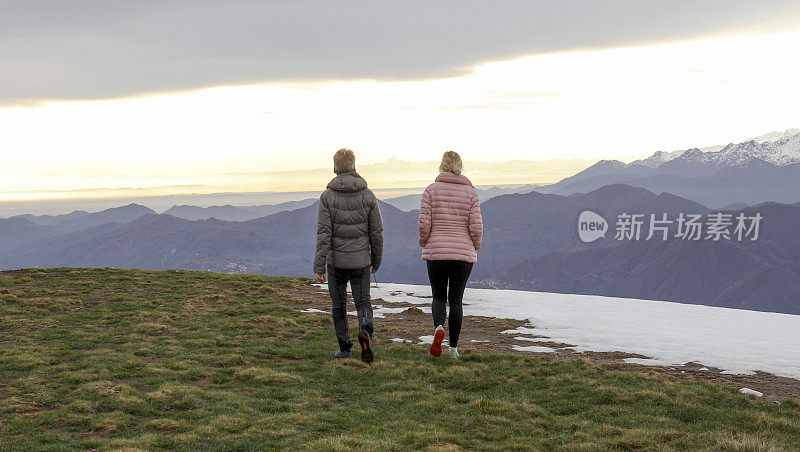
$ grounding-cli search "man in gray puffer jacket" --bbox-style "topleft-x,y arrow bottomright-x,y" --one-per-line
314,148 -> 383,362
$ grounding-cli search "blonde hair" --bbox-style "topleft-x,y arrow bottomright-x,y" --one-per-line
439,151 -> 463,175
333,148 -> 356,174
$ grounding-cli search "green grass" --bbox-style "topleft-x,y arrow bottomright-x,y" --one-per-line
0,268 -> 799,451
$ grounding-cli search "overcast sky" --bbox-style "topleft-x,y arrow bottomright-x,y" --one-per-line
4,0 -> 800,104
3,1 -> 800,202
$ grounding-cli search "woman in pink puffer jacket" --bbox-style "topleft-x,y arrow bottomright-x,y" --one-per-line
418,151 -> 483,359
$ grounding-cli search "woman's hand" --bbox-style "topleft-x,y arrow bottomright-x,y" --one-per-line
315,273 -> 326,283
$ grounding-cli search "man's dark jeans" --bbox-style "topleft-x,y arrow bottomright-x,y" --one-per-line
327,265 -> 374,352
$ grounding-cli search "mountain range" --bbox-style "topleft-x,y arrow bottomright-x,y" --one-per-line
1,204 -> 157,252
538,129 -> 800,207
505,202 -> 800,314
376,184 -> 540,212
0,183 -> 706,275
155,184 -> 542,220
161,199 -> 319,222
14,204 -> 156,233
4,183 -> 539,227
1,183 -> 798,314
2,129 -> 800,315
471,184 -> 710,282
0,200 -> 420,281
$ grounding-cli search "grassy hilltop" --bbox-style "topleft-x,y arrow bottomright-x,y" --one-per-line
1,268 -> 799,451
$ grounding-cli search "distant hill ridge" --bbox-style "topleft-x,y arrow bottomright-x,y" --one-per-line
12,203 -> 154,228
161,198 -> 318,221
0,183 -> 798,314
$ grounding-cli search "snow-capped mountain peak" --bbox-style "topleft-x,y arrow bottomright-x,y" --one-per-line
749,128 -> 800,144
635,129 -> 800,169
709,132 -> 800,167
630,149 -> 687,168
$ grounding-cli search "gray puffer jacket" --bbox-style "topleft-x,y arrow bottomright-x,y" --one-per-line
314,172 -> 383,274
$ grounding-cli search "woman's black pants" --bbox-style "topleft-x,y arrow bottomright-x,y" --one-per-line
426,260 -> 473,348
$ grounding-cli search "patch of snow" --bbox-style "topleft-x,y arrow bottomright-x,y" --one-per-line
624,358 -> 683,367
512,345 -> 557,353
372,306 -> 408,319
470,339 -> 490,343
391,338 -> 413,343
345,305 -> 409,319
698,367 -> 709,371
515,336 -> 551,342
372,283 -> 800,380
739,388 -> 764,397
297,308 -> 326,313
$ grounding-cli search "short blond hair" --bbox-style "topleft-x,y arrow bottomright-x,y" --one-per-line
333,148 -> 356,174
439,151 -> 463,175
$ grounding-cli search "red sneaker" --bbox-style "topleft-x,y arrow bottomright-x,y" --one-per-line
429,325 -> 445,357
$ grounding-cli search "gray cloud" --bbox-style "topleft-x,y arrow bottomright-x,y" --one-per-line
3,0 -> 800,105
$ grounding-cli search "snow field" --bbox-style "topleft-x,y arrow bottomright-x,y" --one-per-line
370,284 -> 800,380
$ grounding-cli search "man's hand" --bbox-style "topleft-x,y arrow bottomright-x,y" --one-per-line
315,273 -> 326,283
370,267 -> 378,274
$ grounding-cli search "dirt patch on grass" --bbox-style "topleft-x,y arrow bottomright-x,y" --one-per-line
194,377 -> 212,389
293,281 -> 800,402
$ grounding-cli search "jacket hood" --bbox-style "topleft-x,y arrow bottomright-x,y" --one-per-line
435,172 -> 473,187
327,171 -> 368,193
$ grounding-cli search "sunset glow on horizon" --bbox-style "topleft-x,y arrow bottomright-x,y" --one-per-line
3,28 -> 800,202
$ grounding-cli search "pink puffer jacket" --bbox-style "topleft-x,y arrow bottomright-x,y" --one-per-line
418,172 -> 483,262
